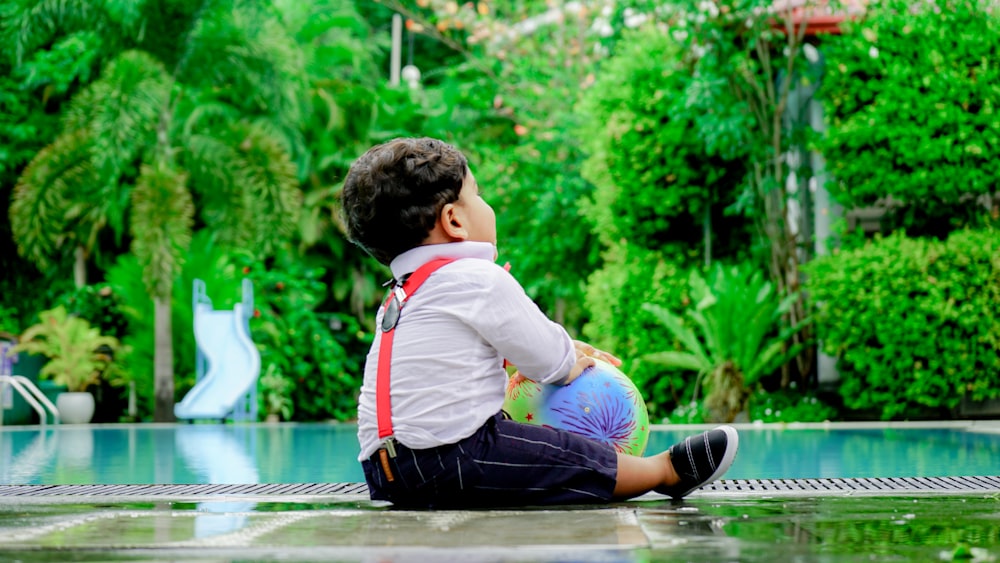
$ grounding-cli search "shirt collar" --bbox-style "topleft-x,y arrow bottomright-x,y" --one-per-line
389,241 -> 497,281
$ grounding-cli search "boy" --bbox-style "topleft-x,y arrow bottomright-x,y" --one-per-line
342,137 -> 738,508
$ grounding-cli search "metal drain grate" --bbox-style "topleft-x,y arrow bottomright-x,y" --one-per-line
0,482 -> 370,497
697,475 -> 1000,497
1,477 -> 998,499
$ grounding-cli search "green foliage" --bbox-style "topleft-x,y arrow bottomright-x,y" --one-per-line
107,231 -> 243,418
805,228 -> 1000,419
820,0 -> 1000,235
578,25 -> 750,420
746,388 -> 838,423
643,263 -> 807,422
9,305 -> 122,392
669,389 -> 837,424
582,242 -> 692,421
7,1 -> 305,297
55,283 -> 129,339
0,304 -> 19,337
241,251 -> 370,422
131,160 -> 194,299
579,26 -> 745,254
259,363 -> 294,420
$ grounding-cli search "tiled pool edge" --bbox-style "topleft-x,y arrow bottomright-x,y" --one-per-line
2,476 -> 998,502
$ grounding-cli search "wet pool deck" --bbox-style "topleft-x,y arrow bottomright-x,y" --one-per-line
2,479 -> 1000,562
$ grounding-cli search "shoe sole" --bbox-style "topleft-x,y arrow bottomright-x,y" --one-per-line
670,425 -> 740,498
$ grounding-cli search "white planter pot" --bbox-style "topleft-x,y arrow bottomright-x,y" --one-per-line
57,392 -> 95,424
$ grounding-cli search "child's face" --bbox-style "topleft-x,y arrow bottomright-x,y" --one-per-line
454,168 -> 497,247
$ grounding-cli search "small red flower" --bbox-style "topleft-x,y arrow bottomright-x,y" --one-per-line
276,282 -> 285,291
253,309 -> 261,318
242,266 -> 251,274
526,413 -> 534,421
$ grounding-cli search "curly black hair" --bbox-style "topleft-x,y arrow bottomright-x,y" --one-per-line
341,137 -> 468,265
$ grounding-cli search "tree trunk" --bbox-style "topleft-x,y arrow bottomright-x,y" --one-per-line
74,246 -> 86,288
153,295 -> 175,422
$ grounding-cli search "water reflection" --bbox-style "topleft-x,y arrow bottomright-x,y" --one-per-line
2,425 -> 998,486
175,425 -> 258,539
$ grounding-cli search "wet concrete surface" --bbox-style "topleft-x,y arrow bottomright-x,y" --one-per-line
1,492 -> 999,562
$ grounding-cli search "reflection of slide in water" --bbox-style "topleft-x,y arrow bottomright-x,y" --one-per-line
175,279 -> 260,421
175,425 -> 259,539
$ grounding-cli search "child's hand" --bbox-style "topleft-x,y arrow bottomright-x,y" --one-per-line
574,340 -> 622,367
564,340 -> 622,384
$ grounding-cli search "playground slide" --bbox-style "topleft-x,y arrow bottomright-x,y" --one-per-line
174,301 -> 261,420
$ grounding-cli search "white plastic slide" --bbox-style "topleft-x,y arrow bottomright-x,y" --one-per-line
174,280 -> 261,420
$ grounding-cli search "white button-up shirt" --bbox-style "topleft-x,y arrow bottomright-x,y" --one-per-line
357,241 -> 576,460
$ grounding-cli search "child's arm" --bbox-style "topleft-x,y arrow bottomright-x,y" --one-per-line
469,266 -> 619,385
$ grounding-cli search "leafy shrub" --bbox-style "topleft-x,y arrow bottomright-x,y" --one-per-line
668,388 -> 838,424
805,229 -> 1000,419
579,26 -> 747,257
820,0 -> 1000,235
747,388 -> 838,423
240,251 -> 370,422
56,283 -> 129,339
583,242 -> 693,421
643,263 -> 808,422
578,26 -> 750,420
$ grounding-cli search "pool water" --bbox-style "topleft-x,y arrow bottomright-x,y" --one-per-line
1,424 -> 998,486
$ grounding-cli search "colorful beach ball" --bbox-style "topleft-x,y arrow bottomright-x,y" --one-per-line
503,359 -> 650,456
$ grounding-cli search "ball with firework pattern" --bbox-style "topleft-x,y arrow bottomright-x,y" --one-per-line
503,359 -> 650,456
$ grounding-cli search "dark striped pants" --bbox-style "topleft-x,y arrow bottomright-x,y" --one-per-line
361,412 -> 618,508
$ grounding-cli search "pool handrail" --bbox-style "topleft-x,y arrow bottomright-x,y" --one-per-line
0,375 -> 60,425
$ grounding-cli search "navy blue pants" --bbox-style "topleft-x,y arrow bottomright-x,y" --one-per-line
362,413 -> 618,508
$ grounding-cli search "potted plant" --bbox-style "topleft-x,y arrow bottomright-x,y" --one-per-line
9,306 -> 122,424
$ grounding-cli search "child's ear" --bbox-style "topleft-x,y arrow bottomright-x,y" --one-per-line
439,202 -> 469,241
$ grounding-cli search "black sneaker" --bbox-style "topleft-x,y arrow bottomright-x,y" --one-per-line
657,425 -> 739,499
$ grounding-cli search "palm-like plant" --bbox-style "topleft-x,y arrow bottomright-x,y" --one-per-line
6,0 -> 304,420
642,264 -> 808,423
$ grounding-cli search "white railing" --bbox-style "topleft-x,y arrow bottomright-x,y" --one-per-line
0,375 -> 60,425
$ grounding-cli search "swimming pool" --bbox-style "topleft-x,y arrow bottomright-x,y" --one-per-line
1,423 -> 998,486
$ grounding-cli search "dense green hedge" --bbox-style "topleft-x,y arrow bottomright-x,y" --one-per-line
805,229 -> 1000,419
577,27 -> 750,418
820,0 -> 1000,234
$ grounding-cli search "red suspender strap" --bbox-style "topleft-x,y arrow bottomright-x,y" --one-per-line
376,257 -> 457,440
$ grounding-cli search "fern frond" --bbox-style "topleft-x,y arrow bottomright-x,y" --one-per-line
233,122 -> 302,255
0,0 -> 145,65
181,100 -> 241,138
641,302 -> 711,367
642,351 -> 709,374
130,159 -> 194,298
183,131 -> 248,247
10,128 -> 96,269
77,50 -> 170,177
177,0 -> 306,123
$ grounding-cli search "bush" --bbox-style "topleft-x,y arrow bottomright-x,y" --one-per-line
579,26 -> 747,257
583,242 -> 693,421
241,251 -> 370,422
805,229 -> 1000,419
820,0 -> 1000,235
578,25 -> 749,419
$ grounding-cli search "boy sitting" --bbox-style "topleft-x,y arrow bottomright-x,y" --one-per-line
342,137 -> 738,508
